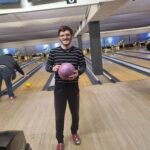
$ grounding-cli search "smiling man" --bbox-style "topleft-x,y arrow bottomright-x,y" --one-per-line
46,26 -> 86,150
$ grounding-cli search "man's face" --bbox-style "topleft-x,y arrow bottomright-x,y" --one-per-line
59,30 -> 72,47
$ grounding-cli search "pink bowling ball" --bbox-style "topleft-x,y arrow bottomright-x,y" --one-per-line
58,63 -> 75,79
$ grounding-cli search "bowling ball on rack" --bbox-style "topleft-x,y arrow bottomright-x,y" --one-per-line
24,82 -> 32,88
58,63 -> 75,79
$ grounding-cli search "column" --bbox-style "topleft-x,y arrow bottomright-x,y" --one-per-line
77,35 -> 83,50
89,21 -> 103,75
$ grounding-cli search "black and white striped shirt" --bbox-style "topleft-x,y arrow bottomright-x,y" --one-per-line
46,46 -> 86,83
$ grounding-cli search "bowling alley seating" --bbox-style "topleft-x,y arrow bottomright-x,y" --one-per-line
0,130 -> 31,150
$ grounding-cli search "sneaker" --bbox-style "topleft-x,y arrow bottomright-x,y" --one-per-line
72,134 -> 81,145
56,143 -> 64,150
9,96 -> 16,100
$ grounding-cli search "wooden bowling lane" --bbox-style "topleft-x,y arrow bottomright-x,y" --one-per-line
109,54 -> 150,68
1,61 -> 43,91
13,61 -> 43,83
116,78 -> 150,105
86,56 -> 149,82
79,73 -> 92,88
103,58 -> 149,81
15,65 -> 50,94
16,65 -> 92,94
116,51 -> 150,59
124,49 -> 150,53
0,79 -> 150,150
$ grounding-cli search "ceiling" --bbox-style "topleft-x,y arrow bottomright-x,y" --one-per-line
100,0 -> 150,31
0,0 -> 150,48
0,6 -> 87,42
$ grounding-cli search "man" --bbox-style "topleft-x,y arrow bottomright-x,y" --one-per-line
46,26 -> 86,150
0,54 -> 24,100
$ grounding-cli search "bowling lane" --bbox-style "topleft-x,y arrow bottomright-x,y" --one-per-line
79,73 -> 92,88
15,65 -> 51,94
107,54 -> 150,68
16,69 -> 92,95
124,49 -> 150,53
116,51 -> 150,59
1,61 -> 43,91
103,58 -> 149,81
86,55 -> 149,81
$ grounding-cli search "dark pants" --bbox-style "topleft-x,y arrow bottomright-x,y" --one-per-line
54,82 -> 79,143
0,67 -> 14,97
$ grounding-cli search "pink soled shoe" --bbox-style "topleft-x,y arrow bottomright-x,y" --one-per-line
56,143 -> 64,150
72,134 -> 81,145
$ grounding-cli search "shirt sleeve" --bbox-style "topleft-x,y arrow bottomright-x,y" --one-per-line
15,62 -> 24,75
45,51 -> 54,72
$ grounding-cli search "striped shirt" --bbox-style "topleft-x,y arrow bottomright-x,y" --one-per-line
46,46 -> 86,83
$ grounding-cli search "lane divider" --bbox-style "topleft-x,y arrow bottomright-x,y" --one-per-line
103,56 -> 150,76
85,56 -> 120,83
43,73 -> 55,91
86,64 -> 101,84
114,53 -> 150,61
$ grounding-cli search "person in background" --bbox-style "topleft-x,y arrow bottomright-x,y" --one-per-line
46,26 -> 86,150
0,53 -> 24,100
